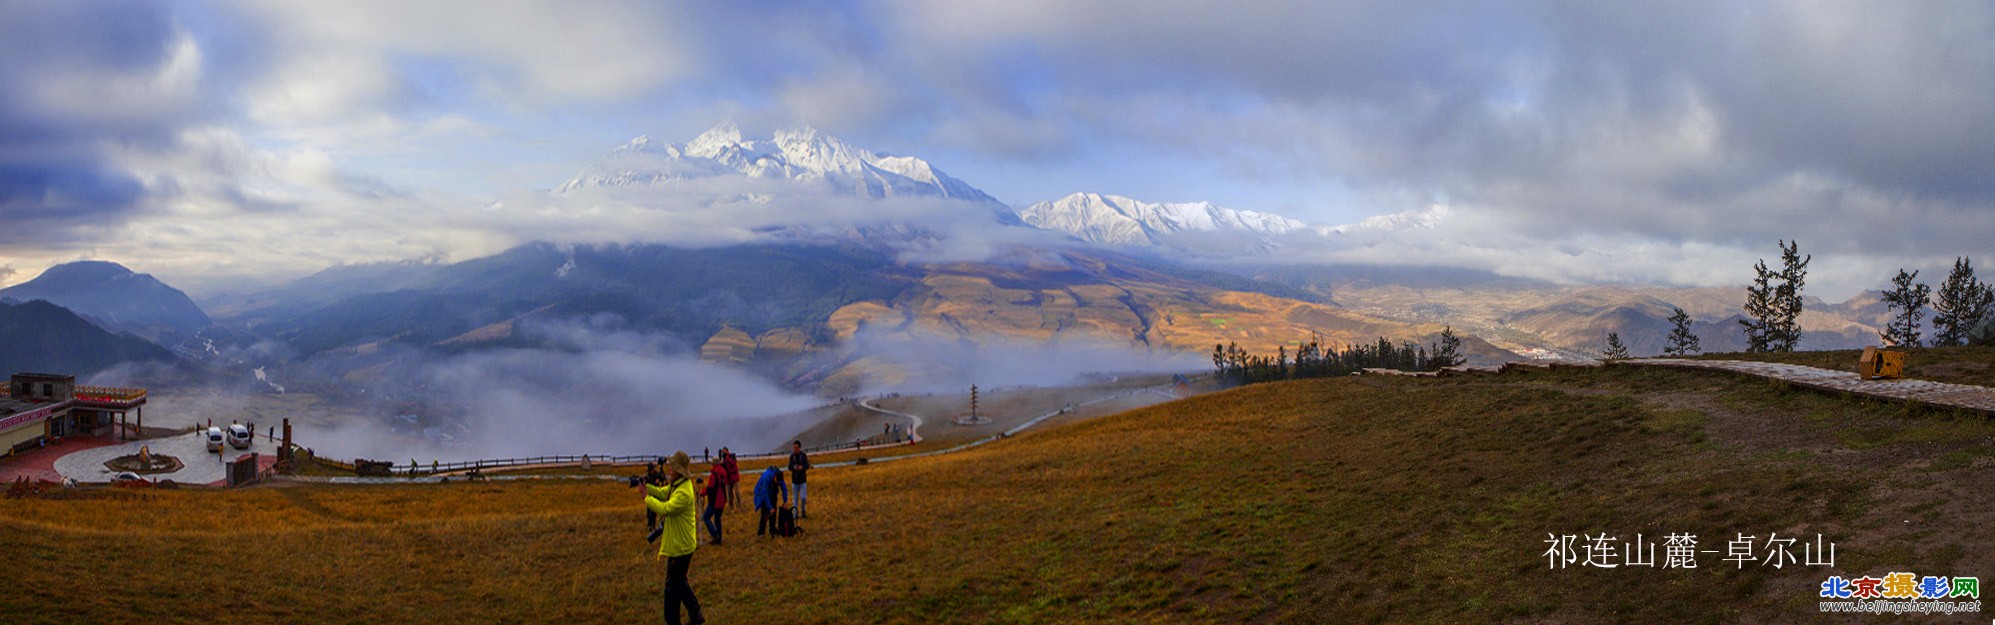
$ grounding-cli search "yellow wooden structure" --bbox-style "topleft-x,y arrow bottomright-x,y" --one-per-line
1858,346 -> 1906,380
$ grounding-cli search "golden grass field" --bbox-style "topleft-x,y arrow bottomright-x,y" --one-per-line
7,357 -> 1995,623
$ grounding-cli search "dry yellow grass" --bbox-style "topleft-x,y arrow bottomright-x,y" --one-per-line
7,363 -> 1995,623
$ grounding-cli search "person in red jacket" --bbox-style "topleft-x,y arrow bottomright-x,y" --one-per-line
721,448 -> 741,510
701,460 -> 727,545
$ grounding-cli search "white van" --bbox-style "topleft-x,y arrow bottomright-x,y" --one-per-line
205,427 -> 225,452
227,424 -> 252,449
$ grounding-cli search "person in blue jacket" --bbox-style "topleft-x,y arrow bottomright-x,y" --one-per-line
753,465 -> 788,537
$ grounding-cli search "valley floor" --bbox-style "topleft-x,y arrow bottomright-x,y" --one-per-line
5,360 -> 1995,623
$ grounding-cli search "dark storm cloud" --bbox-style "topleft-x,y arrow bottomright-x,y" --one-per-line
0,162 -> 147,244
0,0 -> 206,244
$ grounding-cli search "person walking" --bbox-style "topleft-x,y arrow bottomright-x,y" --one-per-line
701,458 -> 727,545
753,465 -> 787,537
644,451 -> 705,625
787,440 -> 812,519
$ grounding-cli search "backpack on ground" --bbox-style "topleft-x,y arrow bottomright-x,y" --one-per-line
776,505 -> 801,537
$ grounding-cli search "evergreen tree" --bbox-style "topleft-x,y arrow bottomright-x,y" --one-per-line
1433,326 -> 1465,367
1879,268 -> 1931,347
1664,307 -> 1701,357
1741,239 -> 1809,352
1933,257 -> 1995,347
1773,239 -> 1810,350
1602,333 -> 1630,360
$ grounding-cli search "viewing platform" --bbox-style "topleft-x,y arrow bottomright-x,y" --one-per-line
1,373 -> 150,456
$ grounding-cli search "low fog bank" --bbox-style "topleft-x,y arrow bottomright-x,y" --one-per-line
135,315 -> 1207,463
286,318 -> 820,462
844,327 -> 1208,394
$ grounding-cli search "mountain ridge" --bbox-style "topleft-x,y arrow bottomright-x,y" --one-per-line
0,260 -> 211,340
557,122 -> 1006,207
1016,192 -> 1305,249
0,299 -> 178,377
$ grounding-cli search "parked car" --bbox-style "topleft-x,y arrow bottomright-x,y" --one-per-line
110,471 -> 145,483
205,427 -> 224,452
227,424 -> 252,449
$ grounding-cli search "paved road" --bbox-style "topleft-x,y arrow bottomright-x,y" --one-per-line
52,430 -> 283,485
855,398 -> 925,444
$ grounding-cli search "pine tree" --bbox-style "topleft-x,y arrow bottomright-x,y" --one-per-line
1773,239 -> 1810,351
1664,307 -> 1701,357
1879,268 -> 1931,347
1433,326 -> 1465,368
1741,240 -> 1809,352
1741,257 -> 1777,352
1933,257 -> 1995,347
1602,333 -> 1630,360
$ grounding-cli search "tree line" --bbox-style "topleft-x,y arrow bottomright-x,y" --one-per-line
1878,256 -> 1995,348
1214,328 -> 1465,385
1603,241 -> 1995,359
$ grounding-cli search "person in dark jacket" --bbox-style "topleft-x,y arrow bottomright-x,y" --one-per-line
787,440 -> 812,518
642,459 -> 666,532
753,465 -> 787,536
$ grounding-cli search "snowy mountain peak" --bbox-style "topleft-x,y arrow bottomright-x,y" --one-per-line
1321,204 -> 1450,235
770,125 -> 868,174
612,134 -> 678,157
684,121 -> 743,158
555,122 -> 1010,222
1018,192 -> 1307,248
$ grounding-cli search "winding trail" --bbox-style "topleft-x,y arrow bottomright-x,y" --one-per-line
856,398 -> 925,444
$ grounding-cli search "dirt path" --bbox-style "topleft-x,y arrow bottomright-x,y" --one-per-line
1622,358 -> 1995,414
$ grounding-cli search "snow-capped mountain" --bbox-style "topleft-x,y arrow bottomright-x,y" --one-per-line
1016,192 -> 1307,248
1319,204 -> 1449,235
557,122 -> 1003,206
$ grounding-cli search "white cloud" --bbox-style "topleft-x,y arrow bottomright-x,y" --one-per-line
230,0 -> 698,106
244,54 -> 404,126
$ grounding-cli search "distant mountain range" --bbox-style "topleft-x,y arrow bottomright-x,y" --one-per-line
0,124 -> 1934,398
1258,269 -> 1888,358
559,123 -> 1002,204
1017,192 -> 1305,252
196,241 -> 1516,397
0,260 -> 210,340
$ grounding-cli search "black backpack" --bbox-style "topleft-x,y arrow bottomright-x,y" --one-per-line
776,505 -> 801,537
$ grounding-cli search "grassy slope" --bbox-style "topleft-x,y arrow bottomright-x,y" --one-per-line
7,363 -> 1995,623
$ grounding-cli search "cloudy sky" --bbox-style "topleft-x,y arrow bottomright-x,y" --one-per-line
2,0 -> 1991,299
